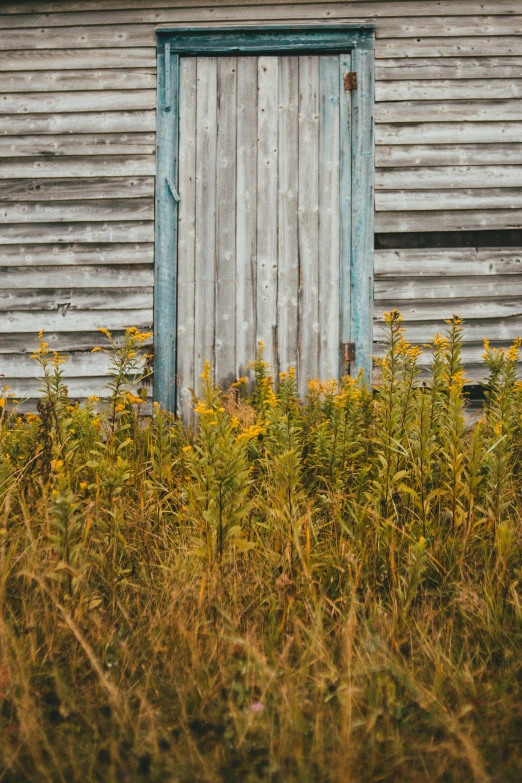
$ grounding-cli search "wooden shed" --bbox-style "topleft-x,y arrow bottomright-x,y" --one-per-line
1,0 -> 522,413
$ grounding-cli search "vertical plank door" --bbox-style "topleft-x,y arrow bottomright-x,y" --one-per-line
176,54 -> 350,409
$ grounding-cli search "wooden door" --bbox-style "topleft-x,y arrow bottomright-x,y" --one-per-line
175,54 -> 353,417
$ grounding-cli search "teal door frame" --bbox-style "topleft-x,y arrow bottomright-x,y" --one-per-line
154,25 -> 375,412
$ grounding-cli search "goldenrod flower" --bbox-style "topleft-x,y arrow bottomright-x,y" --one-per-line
507,338 -> 521,362
308,378 -> 321,394
236,424 -> 266,442
266,386 -> 278,407
136,331 -> 152,343
323,379 -> 338,396
194,402 -> 213,416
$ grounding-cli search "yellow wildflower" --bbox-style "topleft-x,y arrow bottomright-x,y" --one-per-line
323,379 -> 338,396
182,445 -> 193,453
507,337 -> 521,362
235,425 -> 266,443
98,327 -> 112,338
432,333 -> 448,348
137,331 -> 152,343
52,352 -> 68,366
80,482 -> 88,490
308,378 -> 322,395
383,310 -> 404,328
194,402 -> 213,416
405,345 -> 423,359
91,346 -> 101,353
121,391 -> 143,405
0,399 -> 5,409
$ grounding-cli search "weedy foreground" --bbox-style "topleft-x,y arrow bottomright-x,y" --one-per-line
0,312 -> 521,782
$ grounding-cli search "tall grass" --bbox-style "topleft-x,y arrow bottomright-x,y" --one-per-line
0,314 -> 521,782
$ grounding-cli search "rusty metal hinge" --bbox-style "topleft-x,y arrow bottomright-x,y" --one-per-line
342,342 -> 356,367
343,71 -> 357,92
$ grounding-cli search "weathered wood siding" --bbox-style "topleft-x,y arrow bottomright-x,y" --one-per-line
1,0 -> 521,399
176,53 -> 347,418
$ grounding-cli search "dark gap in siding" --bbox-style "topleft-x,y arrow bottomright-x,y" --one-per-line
465,386 -> 487,402
375,230 -> 522,250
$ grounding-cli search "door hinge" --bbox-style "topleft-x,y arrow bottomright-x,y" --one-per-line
343,71 -> 357,92
342,342 -> 356,369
